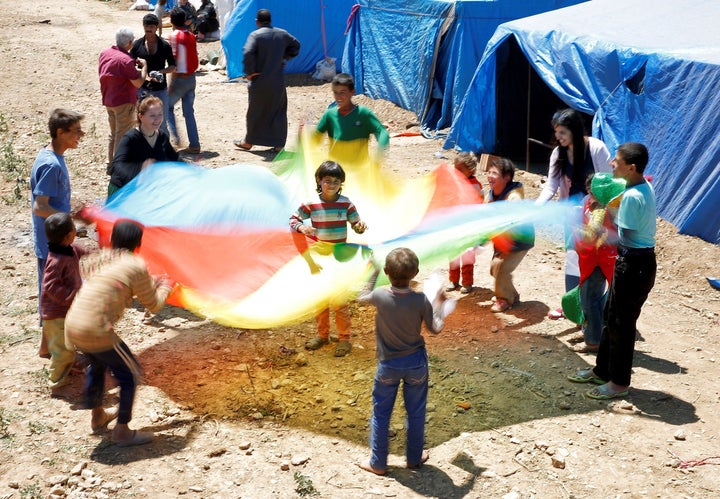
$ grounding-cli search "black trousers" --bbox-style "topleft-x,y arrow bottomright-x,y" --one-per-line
594,248 -> 656,386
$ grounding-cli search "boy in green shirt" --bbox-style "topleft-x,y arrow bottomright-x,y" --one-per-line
313,73 -> 389,162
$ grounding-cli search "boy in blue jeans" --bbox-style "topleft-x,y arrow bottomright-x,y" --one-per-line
357,248 -> 445,474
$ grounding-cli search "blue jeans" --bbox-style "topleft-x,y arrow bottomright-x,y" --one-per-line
167,75 -> 199,148
369,349 -> 428,470
580,266 -> 607,345
138,87 -> 169,136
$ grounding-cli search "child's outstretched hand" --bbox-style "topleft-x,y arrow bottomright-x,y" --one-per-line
298,225 -> 317,237
352,220 -> 367,234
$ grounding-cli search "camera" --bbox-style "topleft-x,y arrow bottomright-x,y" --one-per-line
149,71 -> 164,83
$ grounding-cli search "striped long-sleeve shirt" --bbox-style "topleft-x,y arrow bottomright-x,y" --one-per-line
290,194 -> 361,243
65,249 -> 171,353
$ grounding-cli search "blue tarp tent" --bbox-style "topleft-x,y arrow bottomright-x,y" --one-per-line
341,0 -> 583,136
446,0 -> 720,245
221,0 -> 356,79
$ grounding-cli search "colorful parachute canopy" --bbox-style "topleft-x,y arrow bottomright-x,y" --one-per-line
82,136 -> 572,328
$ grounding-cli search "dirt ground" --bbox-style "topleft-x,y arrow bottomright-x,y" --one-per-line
1,1 -> 720,498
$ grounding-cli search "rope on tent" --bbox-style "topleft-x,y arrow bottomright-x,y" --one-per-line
345,3 -> 360,35
320,0 -> 329,60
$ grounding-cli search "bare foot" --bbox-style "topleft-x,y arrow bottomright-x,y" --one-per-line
407,450 -> 429,469
91,407 -> 118,434
357,461 -> 386,476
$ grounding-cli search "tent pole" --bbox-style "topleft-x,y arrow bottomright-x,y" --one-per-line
526,64 -> 531,171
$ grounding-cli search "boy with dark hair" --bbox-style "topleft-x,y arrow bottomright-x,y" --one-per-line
313,73 -> 389,161
290,161 -> 367,356
65,220 -> 173,446
41,212 -> 88,392
167,7 -> 201,154
31,108 -> 85,356
357,247 -> 446,475
569,142 -> 656,400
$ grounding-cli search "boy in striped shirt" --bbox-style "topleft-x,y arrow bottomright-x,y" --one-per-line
290,161 -> 367,356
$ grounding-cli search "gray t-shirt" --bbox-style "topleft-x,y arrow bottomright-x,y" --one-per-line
359,286 -> 441,361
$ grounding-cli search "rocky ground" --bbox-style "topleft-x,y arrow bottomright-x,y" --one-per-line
1,0 -> 719,498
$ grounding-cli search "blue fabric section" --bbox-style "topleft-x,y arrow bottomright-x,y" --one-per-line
445,0 -> 720,244
342,0 -> 583,134
105,162 -> 294,229
222,0 -> 356,79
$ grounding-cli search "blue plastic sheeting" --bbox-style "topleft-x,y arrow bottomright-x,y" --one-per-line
221,0 -> 356,79
446,0 -> 720,245
342,0 -> 583,135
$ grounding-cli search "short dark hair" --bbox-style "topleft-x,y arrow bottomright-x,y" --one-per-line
384,248 -> 419,288
314,161 -> 345,193
488,157 -> 516,182
44,212 -> 75,244
617,142 -> 649,174
111,220 -> 144,251
256,9 -> 271,24
48,109 -> 84,139
143,13 -> 160,26
170,7 -> 186,28
332,73 -> 355,91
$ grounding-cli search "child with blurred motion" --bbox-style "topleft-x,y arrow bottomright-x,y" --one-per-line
357,248 -> 446,475
41,213 -> 89,394
65,220 -> 173,446
446,152 -> 484,293
484,158 -> 535,312
290,161 -> 367,357
570,173 -> 622,353
313,73 -> 389,161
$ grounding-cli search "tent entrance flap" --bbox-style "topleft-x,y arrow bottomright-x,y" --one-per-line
494,37 -> 570,163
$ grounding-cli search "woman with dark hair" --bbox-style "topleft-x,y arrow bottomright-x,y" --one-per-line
537,109 -> 611,319
65,220 -> 173,446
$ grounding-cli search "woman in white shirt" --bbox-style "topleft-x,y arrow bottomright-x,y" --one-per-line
537,109 -> 611,319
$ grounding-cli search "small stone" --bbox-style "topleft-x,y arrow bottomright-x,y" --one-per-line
251,412 -> 263,420
534,441 -> 549,451
47,474 -> 67,486
189,486 -> 204,492
673,429 -> 687,441
291,455 -> 310,466
280,461 -> 290,471
551,454 -> 566,469
238,441 -> 251,450
71,461 -> 88,475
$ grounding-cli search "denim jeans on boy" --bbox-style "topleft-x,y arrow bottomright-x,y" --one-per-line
369,349 -> 428,470
167,74 -> 200,149
580,266 -> 607,345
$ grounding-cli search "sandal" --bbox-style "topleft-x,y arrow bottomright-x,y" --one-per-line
567,368 -> 605,385
586,384 -> 629,400
548,307 -> 564,320
305,337 -> 329,350
490,299 -> 511,313
334,341 -> 352,357
113,429 -> 154,447
233,140 -> 252,151
571,343 -> 599,353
